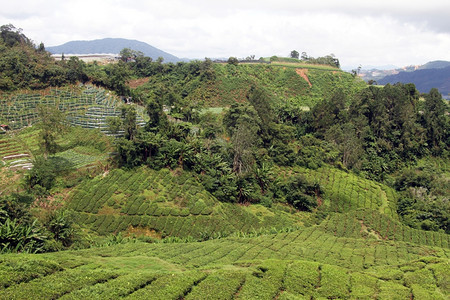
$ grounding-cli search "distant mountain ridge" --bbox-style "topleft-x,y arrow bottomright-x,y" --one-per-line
419,60 -> 450,70
377,65 -> 450,97
47,38 -> 180,63
358,60 -> 450,97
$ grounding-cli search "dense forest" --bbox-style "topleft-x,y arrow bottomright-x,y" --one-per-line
0,24 -> 449,299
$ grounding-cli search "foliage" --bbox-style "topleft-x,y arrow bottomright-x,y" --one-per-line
298,83 -> 448,182
282,174 -> 322,211
0,25 -> 91,91
37,104 -> 67,157
0,218 -> 46,253
24,156 -> 58,195
0,194 -> 47,253
46,209 -> 77,247
227,56 -> 239,66
394,159 -> 450,233
290,50 -> 299,59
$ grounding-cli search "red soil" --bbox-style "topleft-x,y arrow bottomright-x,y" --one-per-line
295,68 -> 312,87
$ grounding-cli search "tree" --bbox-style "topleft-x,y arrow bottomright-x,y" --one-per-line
423,88 -> 448,154
46,210 -> 76,247
290,50 -> 299,59
324,123 -> 363,169
115,138 -> 140,167
227,57 -> 239,66
301,52 -> 308,60
145,96 -> 167,132
37,42 -> 45,52
224,103 -> 262,175
119,48 -> 144,62
37,105 -> 66,158
106,116 -> 123,134
283,174 -> 322,211
65,56 -> 88,83
199,58 -> 215,81
351,65 -> 361,77
105,61 -> 131,96
121,105 -> 138,141
25,156 -> 57,195
0,24 -> 32,47
311,89 -> 347,136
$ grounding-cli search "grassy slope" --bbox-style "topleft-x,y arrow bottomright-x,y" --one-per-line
203,63 -> 365,108
137,62 -> 366,109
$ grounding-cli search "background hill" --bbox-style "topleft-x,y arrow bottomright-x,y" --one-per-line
378,66 -> 450,96
47,38 -> 181,63
419,60 -> 450,70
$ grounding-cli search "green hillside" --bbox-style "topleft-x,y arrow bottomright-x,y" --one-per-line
66,167 -> 301,238
1,26 -> 449,299
133,60 -> 366,110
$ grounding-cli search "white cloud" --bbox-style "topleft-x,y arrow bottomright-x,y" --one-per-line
1,0 -> 450,68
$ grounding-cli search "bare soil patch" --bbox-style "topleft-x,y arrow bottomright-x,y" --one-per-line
127,77 -> 150,89
295,68 -> 312,87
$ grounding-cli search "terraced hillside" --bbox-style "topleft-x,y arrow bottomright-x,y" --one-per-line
279,166 -> 398,217
1,29 -> 448,299
0,85 -> 146,133
0,125 -> 113,174
64,163 -> 431,244
1,222 -> 448,299
67,167 -> 302,238
0,134 -> 32,171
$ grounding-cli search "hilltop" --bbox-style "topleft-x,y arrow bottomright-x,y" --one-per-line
47,38 -> 181,63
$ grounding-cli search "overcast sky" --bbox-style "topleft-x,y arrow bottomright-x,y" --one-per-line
2,0 -> 450,69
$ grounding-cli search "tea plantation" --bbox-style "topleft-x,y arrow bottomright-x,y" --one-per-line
66,167 -> 302,238
2,161 -> 447,299
0,226 -> 448,299
1,33 -> 448,299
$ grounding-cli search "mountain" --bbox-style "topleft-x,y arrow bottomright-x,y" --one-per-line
378,65 -> 450,96
419,60 -> 450,70
46,38 -> 180,63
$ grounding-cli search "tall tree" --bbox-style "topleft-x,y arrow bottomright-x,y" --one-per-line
121,105 -> 138,141
290,50 -> 299,59
37,105 -> 66,158
423,88 -> 448,154
0,24 -> 32,47
224,103 -> 262,174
